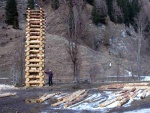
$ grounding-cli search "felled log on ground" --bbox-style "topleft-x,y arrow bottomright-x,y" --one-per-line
52,99 -> 67,107
25,93 -> 60,103
38,92 -> 61,103
0,93 -> 16,98
52,90 -> 86,107
124,83 -> 149,87
123,86 -> 150,90
67,90 -> 86,102
129,89 -> 139,98
64,91 -> 88,108
100,98 -> 117,107
118,96 -> 130,106
117,95 -> 129,101
57,94 -> 70,102
25,98 -> 39,103
114,90 -> 128,95
140,89 -> 149,99
99,84 -> 124,90
130,88 -> 136,92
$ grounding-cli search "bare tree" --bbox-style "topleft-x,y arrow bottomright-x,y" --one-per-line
135,3 -> 149,81
66,0 -> 84,83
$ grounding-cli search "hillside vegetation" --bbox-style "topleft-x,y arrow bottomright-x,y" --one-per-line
0,0 -> 150,85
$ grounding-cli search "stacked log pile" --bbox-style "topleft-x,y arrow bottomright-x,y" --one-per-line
52,89 -> 88,108
99,83 -> 149,90
100,87 -> 150,108
25,8 -> 46,87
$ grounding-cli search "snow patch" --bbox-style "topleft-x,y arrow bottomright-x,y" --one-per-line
141,76 -> 150,81
124,108 -> 150,113
0,84 -> 16,90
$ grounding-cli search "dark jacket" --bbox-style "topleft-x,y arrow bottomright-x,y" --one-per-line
45,71 -> 53,79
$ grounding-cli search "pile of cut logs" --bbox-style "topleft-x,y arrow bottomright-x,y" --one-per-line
52,89 -> 88,108
99,83 -> 149,90
25,8 -> 46,87
100,87 -> 150,107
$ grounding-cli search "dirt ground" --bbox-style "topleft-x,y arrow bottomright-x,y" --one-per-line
0,83 -> 150,113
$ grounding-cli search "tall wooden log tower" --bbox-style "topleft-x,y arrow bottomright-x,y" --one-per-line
25,8 -> 46,87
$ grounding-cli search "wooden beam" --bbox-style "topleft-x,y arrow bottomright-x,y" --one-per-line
25,75 -> 44,79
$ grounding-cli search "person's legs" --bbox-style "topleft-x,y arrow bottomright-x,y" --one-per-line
48,78 -> 51,86
51,79 -> 53,85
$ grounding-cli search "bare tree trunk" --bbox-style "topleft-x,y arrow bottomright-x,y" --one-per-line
137,34 -> 142,81
74,63 -> 78,82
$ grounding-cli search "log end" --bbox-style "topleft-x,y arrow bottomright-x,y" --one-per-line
64,104 -> 68,108
117,103 -> 122,107
100,104 -> 104,108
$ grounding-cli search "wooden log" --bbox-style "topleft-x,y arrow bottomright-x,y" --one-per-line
27,18 -> 45,20
0,93 -> 16,98
25,98 -> 39,103
27,28 -> 45,30
124,86 -> 150,90
64,91 -> 88,108
114,90 -> 128,95
100,98 -> 117,107
118,96 -> 130,106
26,57 -> 43,60
26,64 -> 44,67
129,89 -> 139,98
130,88 -> 136,92
57,94 -> 70,102
25,94 -> 47,103
140,89 -> 149,99
52,90 -> 86,107
26,70 -> 43,73
67,90 -> 86,102
27,59 -> 44,62
26,32 -> 45,34
27,16 -> 45,19
25,45 -> 44,48
25,50 -> 44,53
26,35 -> 45,38
52,100 -> 67,107
27,9 -> 44,12
117,95 -> 129,101
38,92 -> 61,103
25,75 -> 44,79
25,81 -> 44,84
119,91 -> 130,97
99,84 -> 124,90
124,83 -> 149,87
28,25 -> 46,28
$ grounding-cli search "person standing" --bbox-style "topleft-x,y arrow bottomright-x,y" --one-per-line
45,70 -> 53,86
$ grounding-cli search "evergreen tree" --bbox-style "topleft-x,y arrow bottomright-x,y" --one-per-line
27,0 -> 35,9
86,0 -> 94,5
51,0 -> 59,10
106,0 -> 140,26
92,7 -> 101,25
92,0 -> 107,25
5,0 -> 19,29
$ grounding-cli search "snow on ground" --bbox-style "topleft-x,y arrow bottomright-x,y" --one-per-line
124,108 -> 150,113
0,84 -> 17,90
42,89 -> 150,113
141,76 -> 150,81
